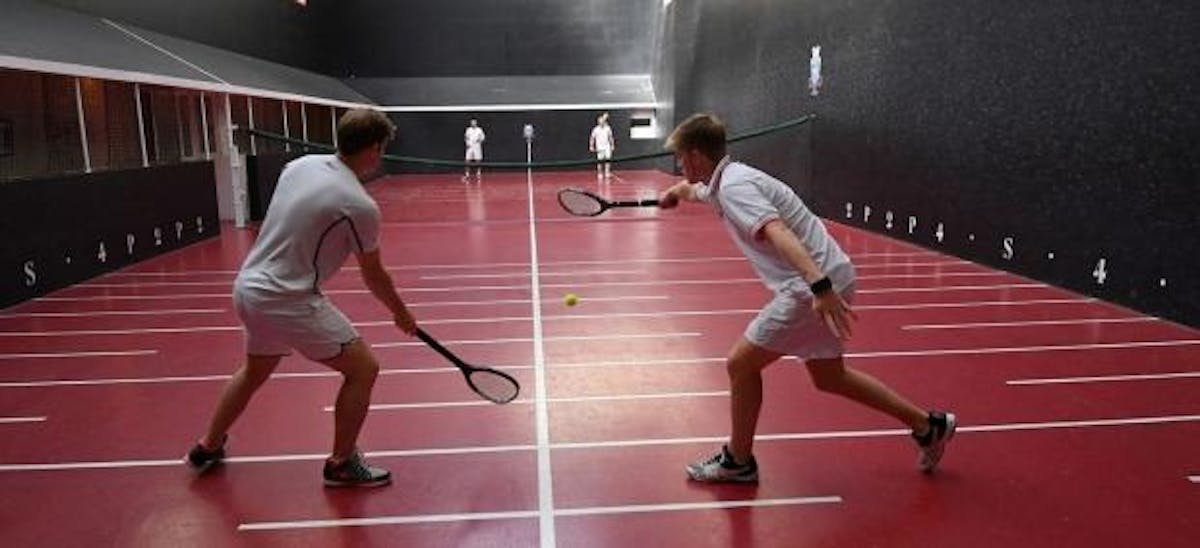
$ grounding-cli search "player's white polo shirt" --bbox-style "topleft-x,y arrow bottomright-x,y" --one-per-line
697,156 -> 856,358
233,154 -> 381,359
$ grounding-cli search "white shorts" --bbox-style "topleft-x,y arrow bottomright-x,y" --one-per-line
595,149 -> 612,161
465,146 -> 483,161
232,286 -> 359,361
744,283 -> 856,360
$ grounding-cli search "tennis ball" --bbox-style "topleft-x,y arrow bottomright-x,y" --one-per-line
564,293 -> 579,307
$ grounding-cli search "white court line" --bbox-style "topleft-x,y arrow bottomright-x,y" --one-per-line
856,298 -> 1095,311
856,283 -> 1044,294
0,365 -> 536,389
903,317 -> 1158,330
77,270 -> 649,287
1189,476 -> 1200,484
238,497 -> 843,531
38,279 -> 1034,303
239,510 -> 540,531
0,308 -> 225,319
0,444 -> 536,472
372,332 -> 700,349
418,269 -> 644,280
346,391 -> 730,412
8,336 -> 1190,388
97,253 -> 947,278
1007,371 -> 1200,386
0,416 -> 46,424
843,339 -> 1200,359
5,413 -> 1196,473
526,151 -> 556,548
857,271 -> 1005,281
554,414 -> 1200,451
0,349 -> 157,360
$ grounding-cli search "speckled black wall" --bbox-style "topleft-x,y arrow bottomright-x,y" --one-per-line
661,0 -> 1199,326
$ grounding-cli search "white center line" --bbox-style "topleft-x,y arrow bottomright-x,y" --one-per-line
527,164 -> 556,548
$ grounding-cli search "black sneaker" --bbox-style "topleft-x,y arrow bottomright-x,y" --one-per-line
686,444 -> 759,483
323,452 -> 392,488
185,435 -> 227,473
913,411 -> 957,473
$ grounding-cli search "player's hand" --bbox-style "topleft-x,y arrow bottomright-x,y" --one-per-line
393,308 -> 417,336
658,189 -> 680,209
812,291 -> 857,340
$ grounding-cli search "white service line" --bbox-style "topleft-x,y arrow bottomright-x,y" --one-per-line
0,416 -> 46,424
0,365 -> 536,389
554,413 -> 1200,451
237,497 -> 843,531
0,444 -> 535,472
553,496 -> 843,517
8,413 -> 1196,473
903,317 -> 1158,330
91,253 -> 959,281
0,349 -> 157,360
855,298 -> 1095,311
0,308 -> 226,319
239,510 -> 540,532
1189,475 -> 1200,484
347,391 -> 730,412
38,280 -> 1039,303
372,332 -> 701,349
1007,371 -> 1200,386
418,269 -> 645,280
856,283 -> 1044,294
9,338 -> 1193,388
843,339 -> 1200,359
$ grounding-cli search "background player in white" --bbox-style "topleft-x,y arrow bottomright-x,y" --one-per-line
186,109 -> 416,488
464,118 -> 485,182
658,113 -> 956,483
589,112 -> 615,180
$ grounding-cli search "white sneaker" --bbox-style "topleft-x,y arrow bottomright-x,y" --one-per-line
913,411 -> 956,473
686,445 -> 758,483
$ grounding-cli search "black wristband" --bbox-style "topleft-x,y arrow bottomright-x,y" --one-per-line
810,276 -> 833,295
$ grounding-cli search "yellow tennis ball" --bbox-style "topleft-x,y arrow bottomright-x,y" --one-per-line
564,293 -> 579,307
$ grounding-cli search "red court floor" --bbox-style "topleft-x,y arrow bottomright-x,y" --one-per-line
0,169 -> 1196,547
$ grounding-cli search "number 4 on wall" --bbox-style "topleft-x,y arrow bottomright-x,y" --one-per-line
1092,258 -> 1108,285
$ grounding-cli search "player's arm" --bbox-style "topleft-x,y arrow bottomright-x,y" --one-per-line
760,219 -> 857,339
356,249 -> 417,335
658,181 -> 702,209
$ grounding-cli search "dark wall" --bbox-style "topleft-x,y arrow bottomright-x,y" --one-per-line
663,0 -> 1199,327
1,162 -> 221,308
386,110 -> 663,172
42,0 -> 345,75
338,0 -> 659,77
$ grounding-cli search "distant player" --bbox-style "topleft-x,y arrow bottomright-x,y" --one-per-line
589,112 -> 615,180
464,119 -> 486,182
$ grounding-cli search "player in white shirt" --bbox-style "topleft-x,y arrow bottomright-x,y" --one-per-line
589,112 -> 615,179
658,113 -> 956,483
187,109 -> 416,488
464,119 -> 485,182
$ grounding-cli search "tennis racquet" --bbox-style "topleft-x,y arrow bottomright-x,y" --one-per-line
556,188 -> 659,217
416,328 -> 520,404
